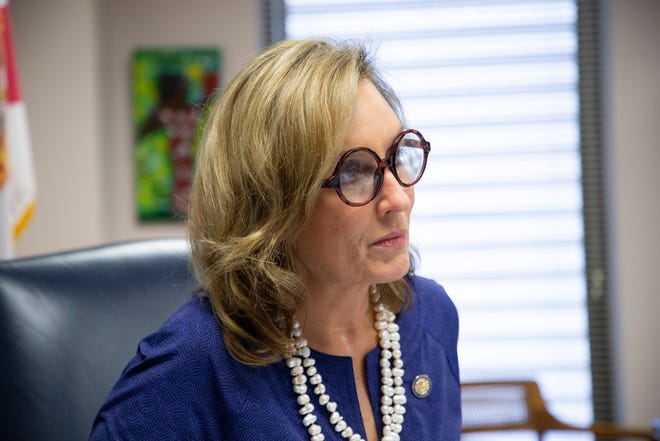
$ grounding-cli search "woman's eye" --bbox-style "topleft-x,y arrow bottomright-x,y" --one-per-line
340,163 -> 363,182
340,160 -> 373,184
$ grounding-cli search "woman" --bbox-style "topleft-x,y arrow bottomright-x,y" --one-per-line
90,38 -> 460,441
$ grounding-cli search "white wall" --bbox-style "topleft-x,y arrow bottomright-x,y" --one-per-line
603,0 -> 660,427
8,0 -> 660,428
11,0 -> 105,255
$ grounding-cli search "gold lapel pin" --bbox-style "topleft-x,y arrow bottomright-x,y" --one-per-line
412,374 -> 432,398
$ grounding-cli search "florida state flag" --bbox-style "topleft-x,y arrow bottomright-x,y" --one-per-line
0,0 -> 35,258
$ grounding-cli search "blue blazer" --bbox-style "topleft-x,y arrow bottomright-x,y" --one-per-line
90,276 -> 461,440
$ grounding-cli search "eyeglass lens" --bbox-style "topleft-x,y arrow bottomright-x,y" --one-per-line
338,131 -> 426,205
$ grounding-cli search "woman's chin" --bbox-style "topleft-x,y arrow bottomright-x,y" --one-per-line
373,258 -> 411,285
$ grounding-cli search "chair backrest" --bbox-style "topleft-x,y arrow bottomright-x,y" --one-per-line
461,380 -> 655,440
0,238 -> 197,441
461,381 -> 539,434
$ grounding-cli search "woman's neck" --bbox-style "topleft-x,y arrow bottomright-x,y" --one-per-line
295,284 -> 378,357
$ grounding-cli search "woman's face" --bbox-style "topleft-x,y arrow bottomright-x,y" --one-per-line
293,79 -> 414,294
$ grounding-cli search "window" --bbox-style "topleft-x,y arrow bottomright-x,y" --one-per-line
267,0 -> 610,428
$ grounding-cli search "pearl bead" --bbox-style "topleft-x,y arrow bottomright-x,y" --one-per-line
287,357 -> 301,368
296,338 -> 308,349
303,413 -> 317,426
299,402 -> 314,415
335,419 -> 347,432
293,374 -> 306,385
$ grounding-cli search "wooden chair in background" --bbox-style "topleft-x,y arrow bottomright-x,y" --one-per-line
461,381 -> 656,440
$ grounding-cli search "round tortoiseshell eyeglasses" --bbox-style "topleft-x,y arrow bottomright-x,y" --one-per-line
321,129 -> 430,206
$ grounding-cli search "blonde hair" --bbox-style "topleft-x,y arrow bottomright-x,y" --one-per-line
187,38 -> 412,366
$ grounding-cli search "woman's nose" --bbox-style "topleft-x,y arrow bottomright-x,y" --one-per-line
376,167 -> 413,213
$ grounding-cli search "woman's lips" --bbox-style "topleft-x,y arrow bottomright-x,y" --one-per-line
372,231 -> 407,248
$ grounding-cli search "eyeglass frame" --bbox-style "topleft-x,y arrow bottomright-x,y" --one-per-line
321,128 -> 431,207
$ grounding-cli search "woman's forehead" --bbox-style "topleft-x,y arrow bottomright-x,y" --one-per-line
339,81 -> 402,152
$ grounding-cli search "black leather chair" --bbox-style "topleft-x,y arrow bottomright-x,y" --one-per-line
0,238 -> 198,441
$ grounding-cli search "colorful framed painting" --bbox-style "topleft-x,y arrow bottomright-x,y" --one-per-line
132,47 -> 220,221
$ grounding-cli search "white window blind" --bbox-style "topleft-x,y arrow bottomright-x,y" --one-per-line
281,0 -> 593,427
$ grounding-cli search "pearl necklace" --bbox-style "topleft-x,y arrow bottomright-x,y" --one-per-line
286,286 -> 406,441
